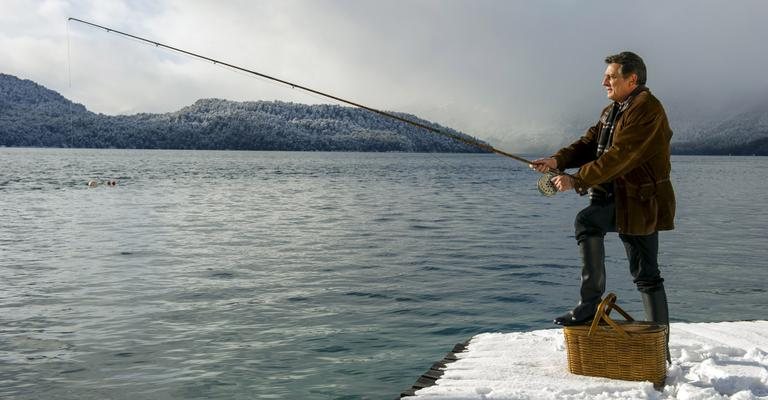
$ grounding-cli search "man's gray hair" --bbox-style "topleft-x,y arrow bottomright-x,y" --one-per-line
605,51 -> 647,85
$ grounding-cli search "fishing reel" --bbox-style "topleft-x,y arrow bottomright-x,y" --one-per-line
537,171 -> 560,197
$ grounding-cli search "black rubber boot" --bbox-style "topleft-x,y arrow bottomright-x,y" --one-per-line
642,286 -> 670,362
554,236 -> 606,326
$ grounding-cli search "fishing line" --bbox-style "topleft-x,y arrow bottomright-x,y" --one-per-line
67,17 -> 568,198
66,19 -> 74,151
67,20 -> 72,89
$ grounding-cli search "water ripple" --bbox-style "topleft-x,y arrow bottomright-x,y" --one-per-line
0,149 -> 766,399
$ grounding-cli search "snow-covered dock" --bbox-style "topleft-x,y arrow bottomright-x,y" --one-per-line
401,321 -> 768,399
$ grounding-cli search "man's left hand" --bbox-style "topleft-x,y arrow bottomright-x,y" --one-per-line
551,174 -> 575,192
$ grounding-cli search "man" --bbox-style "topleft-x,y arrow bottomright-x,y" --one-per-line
530,52 -> 675,345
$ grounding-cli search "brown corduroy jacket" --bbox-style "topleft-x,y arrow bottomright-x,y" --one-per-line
552,89 -> 676,235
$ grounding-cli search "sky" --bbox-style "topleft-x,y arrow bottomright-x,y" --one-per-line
2,0 -> 767,152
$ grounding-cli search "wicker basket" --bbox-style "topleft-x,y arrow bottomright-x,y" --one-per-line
563,293 -> 667,388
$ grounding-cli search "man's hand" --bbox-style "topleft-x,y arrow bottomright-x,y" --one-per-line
551,174 -> 575,192
530,158 -> 577,192
529,158 -> 557,173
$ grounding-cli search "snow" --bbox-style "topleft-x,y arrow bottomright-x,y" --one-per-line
406,321 -> 768,400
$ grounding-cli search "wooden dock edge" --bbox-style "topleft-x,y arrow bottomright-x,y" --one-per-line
397,339 -> 471,398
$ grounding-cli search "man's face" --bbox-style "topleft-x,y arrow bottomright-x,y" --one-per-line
602,63 -> 637,102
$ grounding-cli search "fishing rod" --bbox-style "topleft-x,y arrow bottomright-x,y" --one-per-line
67,17 -> 565,196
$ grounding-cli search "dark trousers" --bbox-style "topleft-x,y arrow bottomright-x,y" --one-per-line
574,200 -> 664,293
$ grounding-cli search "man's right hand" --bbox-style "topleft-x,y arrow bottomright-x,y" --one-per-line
529,158 -> 557,173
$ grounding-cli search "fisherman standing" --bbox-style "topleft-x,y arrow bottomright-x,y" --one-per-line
530,52 -> 675,352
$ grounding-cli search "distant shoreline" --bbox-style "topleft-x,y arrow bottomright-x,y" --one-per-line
1,145 -> 765,157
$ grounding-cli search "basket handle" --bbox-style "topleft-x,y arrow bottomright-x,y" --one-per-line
587,293 -> 635,338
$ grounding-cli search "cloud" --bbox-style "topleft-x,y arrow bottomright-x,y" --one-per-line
2,0 -> 767,152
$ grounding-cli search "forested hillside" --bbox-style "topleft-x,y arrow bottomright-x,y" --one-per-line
3,73 -> 767,155
0,73 -> 486,153
671,105 -> 768,155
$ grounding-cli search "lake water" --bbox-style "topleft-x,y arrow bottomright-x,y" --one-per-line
1,148 -> 766,399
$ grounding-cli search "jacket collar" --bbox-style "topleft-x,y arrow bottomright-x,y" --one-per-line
617,85 -> 649,112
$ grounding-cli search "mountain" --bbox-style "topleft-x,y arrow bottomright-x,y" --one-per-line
0,73 -> 487,153
0,74 -> 90,147
671,103 -> 768,155
3,73 -> 767,155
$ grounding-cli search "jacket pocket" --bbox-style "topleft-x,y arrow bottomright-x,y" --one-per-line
626,183 -> 656,202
